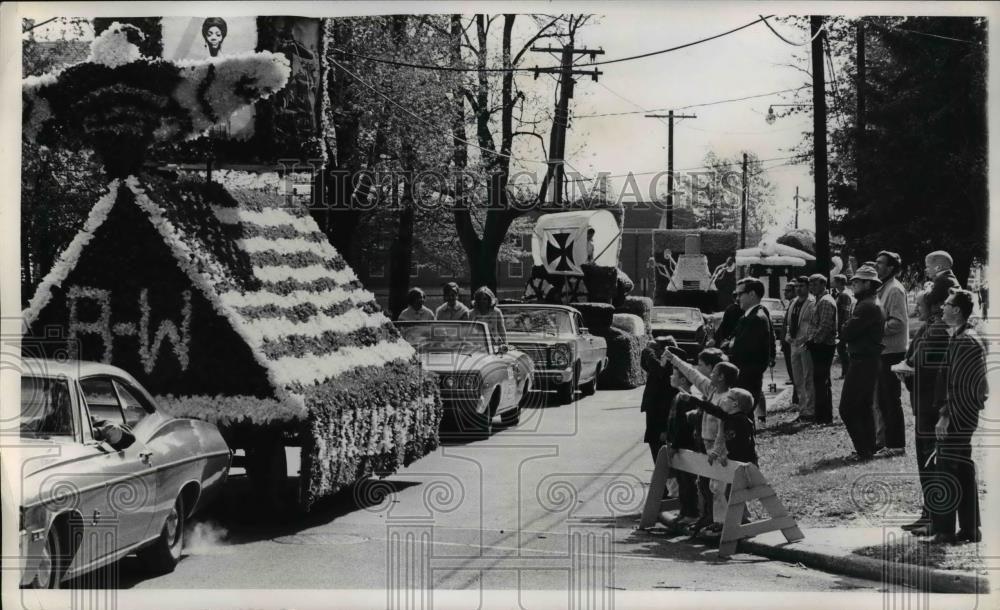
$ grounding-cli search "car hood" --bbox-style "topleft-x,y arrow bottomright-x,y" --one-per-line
418,351 -> 500,373
650,321 -> 700,332
506,333 -> 573,348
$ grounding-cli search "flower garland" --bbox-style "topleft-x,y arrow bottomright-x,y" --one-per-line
137,288 -> 192,374
212,206 -> 318,233
241,308 -> 391,342
22,180 -> 120,326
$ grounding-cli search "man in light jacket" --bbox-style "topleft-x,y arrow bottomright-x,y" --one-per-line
874,251 -> 909,456
786,275 -> 816,419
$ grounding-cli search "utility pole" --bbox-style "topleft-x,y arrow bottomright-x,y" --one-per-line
856,20 -> 866,212
811,15 -> 830,275
740,153 -> 749,248
531,45 -> 603,207
794,186 -> 800,229
645,110 -> 697,229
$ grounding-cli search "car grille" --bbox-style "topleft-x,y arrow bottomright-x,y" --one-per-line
515,345 -> 549,365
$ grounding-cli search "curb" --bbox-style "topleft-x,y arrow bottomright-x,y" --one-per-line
739,538 -> 989,594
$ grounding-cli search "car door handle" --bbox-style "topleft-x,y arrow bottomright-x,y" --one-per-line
138,450 -> 153,464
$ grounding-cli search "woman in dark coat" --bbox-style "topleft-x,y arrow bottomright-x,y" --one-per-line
640,337 -> 682,463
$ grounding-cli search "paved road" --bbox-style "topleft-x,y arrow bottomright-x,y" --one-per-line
93,360 -> 877,593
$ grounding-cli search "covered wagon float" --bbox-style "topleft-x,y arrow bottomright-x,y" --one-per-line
520,210 -> 651,389
21,23 -> 442,512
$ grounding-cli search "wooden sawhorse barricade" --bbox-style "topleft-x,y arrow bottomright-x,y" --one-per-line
639,448 -> 804,557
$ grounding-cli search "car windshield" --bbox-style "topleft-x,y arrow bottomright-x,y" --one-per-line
398,322 -> 491,353
652,308 -> 698,323
761,298 -> 786,312
503,308 -> 572,335
21,376 -> 75,439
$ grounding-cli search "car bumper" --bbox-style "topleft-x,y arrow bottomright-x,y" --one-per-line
653,335 -> 704,358
440,391 -> 487,413
531,367 -> 574,388
19,528 -> 42,587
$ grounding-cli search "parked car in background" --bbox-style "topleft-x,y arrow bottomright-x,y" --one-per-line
761,297 -> 788,339
397,321 -> 534,437
499,304 -> 608,404
650,306 -> 707,361
17,359 -> 230,588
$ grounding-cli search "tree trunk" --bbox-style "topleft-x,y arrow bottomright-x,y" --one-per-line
388,173 -> 415,319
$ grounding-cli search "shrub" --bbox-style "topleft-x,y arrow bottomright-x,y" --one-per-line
572,302 -> 615,330
593,325 -> 646,389
581,264 -> 617,303
618,296 -> 652,334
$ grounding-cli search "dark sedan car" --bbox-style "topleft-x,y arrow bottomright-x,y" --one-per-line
650,306 -> 707,360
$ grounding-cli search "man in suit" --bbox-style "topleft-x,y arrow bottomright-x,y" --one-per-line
728,278 -> 775,426
928,289 -> 986,544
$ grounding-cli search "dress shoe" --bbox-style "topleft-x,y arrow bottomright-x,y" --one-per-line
909,525 -> 935,537
876,447 -> 905,458
955,529 -> 982,543
926,533 -> 956,544
900,519 -> 930,531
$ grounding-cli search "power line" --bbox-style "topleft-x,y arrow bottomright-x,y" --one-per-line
879,23 -> 984,46
329,57 -> 549,167
760,15 -> 827,46
558,154 -> 812,184
573,86 -> 810,119
584,15 -> 774,66
331,15 -> 774,74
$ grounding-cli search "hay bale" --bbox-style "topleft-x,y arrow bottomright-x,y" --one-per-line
572,302 -> 615,330
618,296 -> 652,332
593,325 -> 645,389
612,313 -> 645,337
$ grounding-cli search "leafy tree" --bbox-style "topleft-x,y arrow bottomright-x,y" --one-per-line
775,16 -> 987,283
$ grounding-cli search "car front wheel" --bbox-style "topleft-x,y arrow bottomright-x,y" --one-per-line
36,528 -> 66,589
556,365 -> 579,404
138,494 -> 185,575
580,364 -> 600,396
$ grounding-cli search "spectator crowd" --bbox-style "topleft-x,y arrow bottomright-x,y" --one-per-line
640,249 -> 987,547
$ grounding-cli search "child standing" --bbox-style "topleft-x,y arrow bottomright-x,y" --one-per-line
665,352 -> 754,533
665,357 -> 700,524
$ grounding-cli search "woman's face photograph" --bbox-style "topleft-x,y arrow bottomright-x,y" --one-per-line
205,26 -> 224,48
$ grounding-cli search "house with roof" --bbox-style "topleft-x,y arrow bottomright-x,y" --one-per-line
23,169 -> 442,509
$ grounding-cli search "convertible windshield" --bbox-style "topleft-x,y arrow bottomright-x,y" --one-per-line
21,376 -> 75,439
398,322 -> 491,352
652,307 -> 699,323
503,308 -> 572,335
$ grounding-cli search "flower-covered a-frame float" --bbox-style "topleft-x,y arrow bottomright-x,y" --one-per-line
22,23 -> 442,510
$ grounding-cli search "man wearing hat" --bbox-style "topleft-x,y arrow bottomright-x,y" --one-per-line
875,251 -> 909,456
807,274 -> 838,424
925,250 -> 961,311
838,265 -> 886,460
786,275 -> 816,419
435,282 -> 470,321
831,274 -> 855,378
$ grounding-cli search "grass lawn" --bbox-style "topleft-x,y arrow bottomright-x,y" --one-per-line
753,367 -> 988,572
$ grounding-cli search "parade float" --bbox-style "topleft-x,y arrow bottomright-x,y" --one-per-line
736,230 -> 820,297
21,24 -> 442,511
520,210 -> 650,389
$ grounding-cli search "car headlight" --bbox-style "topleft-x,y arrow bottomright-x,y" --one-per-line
462,375 -> 481,390
442,375 -> 455,389
549,345 -> 571,368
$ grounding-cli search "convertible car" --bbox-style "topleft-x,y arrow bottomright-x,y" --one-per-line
396,321 -> 534,438
650,306 -> 708,361
499,304 -> 608,403
16,359 -> 230,588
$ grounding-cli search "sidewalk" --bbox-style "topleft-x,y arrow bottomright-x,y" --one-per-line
738,526 -> 990,594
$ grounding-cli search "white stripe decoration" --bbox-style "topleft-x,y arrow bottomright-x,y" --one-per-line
240,309 -> 391,342
219,287 -> 377,310
267,339 -> 416,387
212,205 -> 317,233
253,264 -> 357,285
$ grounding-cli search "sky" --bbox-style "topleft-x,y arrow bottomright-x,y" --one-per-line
18,2 -> 990,245
504,8 -> 825,238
